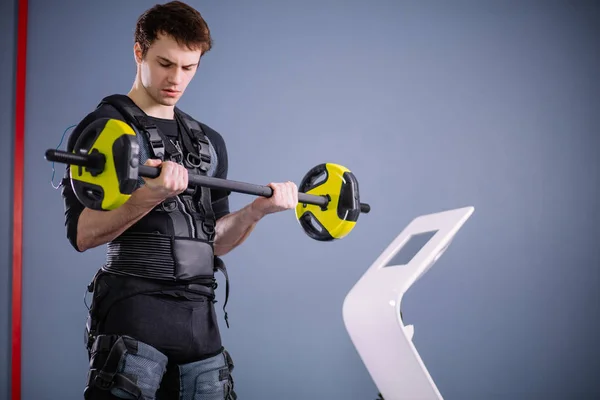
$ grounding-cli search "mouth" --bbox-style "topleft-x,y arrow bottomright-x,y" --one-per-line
162,89 -> 180,97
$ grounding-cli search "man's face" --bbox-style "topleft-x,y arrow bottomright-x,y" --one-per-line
135,33 -> 202,107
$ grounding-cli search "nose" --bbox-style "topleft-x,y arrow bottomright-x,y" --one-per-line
168,68 -> 183,85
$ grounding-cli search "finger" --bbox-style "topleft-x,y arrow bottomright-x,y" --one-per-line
142,159 -> 162,183
287,182 -> 298,206
174,164 -> 185,192
144,158 -> 163,167
283,182 -> 293,200
268,183 -> 278,199
277,183 -> 287,203
163,162 -> 178,189
179,166 -> 189,191
282,181 -> 291,196
281,183 -> 292,208
168,163 -> 178,190
281,182 -> 290,203
160,161 -> 171,178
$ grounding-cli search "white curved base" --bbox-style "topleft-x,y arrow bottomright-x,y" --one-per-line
342,206 -> 475,400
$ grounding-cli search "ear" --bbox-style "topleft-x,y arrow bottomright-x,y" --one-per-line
133,42 -> 143,64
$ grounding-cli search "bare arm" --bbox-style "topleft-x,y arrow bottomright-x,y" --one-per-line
213,181 -> 298,257
76,159 -> 187,252
213,202 -> 265,256
76,185 -> 162,251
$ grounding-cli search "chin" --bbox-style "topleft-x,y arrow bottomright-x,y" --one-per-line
159,98 -> 178,106
155,94 -> 179,106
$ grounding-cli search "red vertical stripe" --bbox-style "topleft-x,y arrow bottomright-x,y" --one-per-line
12,0 -> 27,399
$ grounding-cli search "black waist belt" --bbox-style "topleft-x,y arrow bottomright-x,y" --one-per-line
104,233 -> 215,281
103,232 -> 232,328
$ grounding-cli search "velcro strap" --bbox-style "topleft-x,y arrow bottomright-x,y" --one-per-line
87,336 -> 142,398
87,369 -> 143,399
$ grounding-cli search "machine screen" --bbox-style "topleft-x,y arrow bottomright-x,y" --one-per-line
384,230 -> 438,267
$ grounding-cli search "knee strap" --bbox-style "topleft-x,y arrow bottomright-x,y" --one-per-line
84,334 -> 168,400
177,350 -> 237,400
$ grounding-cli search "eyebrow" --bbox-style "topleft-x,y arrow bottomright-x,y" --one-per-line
157,56 -> 198,68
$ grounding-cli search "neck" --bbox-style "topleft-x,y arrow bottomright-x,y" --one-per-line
127,76 -> 174,119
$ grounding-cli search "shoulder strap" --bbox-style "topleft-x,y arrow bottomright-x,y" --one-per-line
98,94 -> 178,161
174,107 -> 212,174
173,108 -> 218,238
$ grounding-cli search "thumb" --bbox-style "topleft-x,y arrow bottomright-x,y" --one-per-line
144,158 -> 163,167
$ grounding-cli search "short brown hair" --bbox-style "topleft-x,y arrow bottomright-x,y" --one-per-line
134,1 -> 213,58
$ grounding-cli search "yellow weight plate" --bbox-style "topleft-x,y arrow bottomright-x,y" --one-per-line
295,163 -> 359,241
70,118 -> 137,211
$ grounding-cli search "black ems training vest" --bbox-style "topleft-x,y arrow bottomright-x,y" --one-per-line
93,94 -> 230,320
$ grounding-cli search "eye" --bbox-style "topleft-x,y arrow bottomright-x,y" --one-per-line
159,62 -> 171,68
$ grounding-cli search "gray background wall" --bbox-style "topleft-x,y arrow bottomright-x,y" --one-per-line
2,0 -> 599,399
1,0 -> 17,399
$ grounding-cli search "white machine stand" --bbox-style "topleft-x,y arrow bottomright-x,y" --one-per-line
342,206 -> 475,400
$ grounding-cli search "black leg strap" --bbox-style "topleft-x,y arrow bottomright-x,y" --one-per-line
85,335 -> 142,399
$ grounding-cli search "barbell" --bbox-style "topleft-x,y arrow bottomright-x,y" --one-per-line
45,118 -> 371,241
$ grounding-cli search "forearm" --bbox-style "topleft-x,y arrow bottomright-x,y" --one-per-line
76,185 -> 162,251
213,201 -> 265,256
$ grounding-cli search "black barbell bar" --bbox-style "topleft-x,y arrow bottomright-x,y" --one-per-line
45,149 -> 371,214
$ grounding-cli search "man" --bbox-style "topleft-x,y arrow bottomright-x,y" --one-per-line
61,2 -> 298,399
